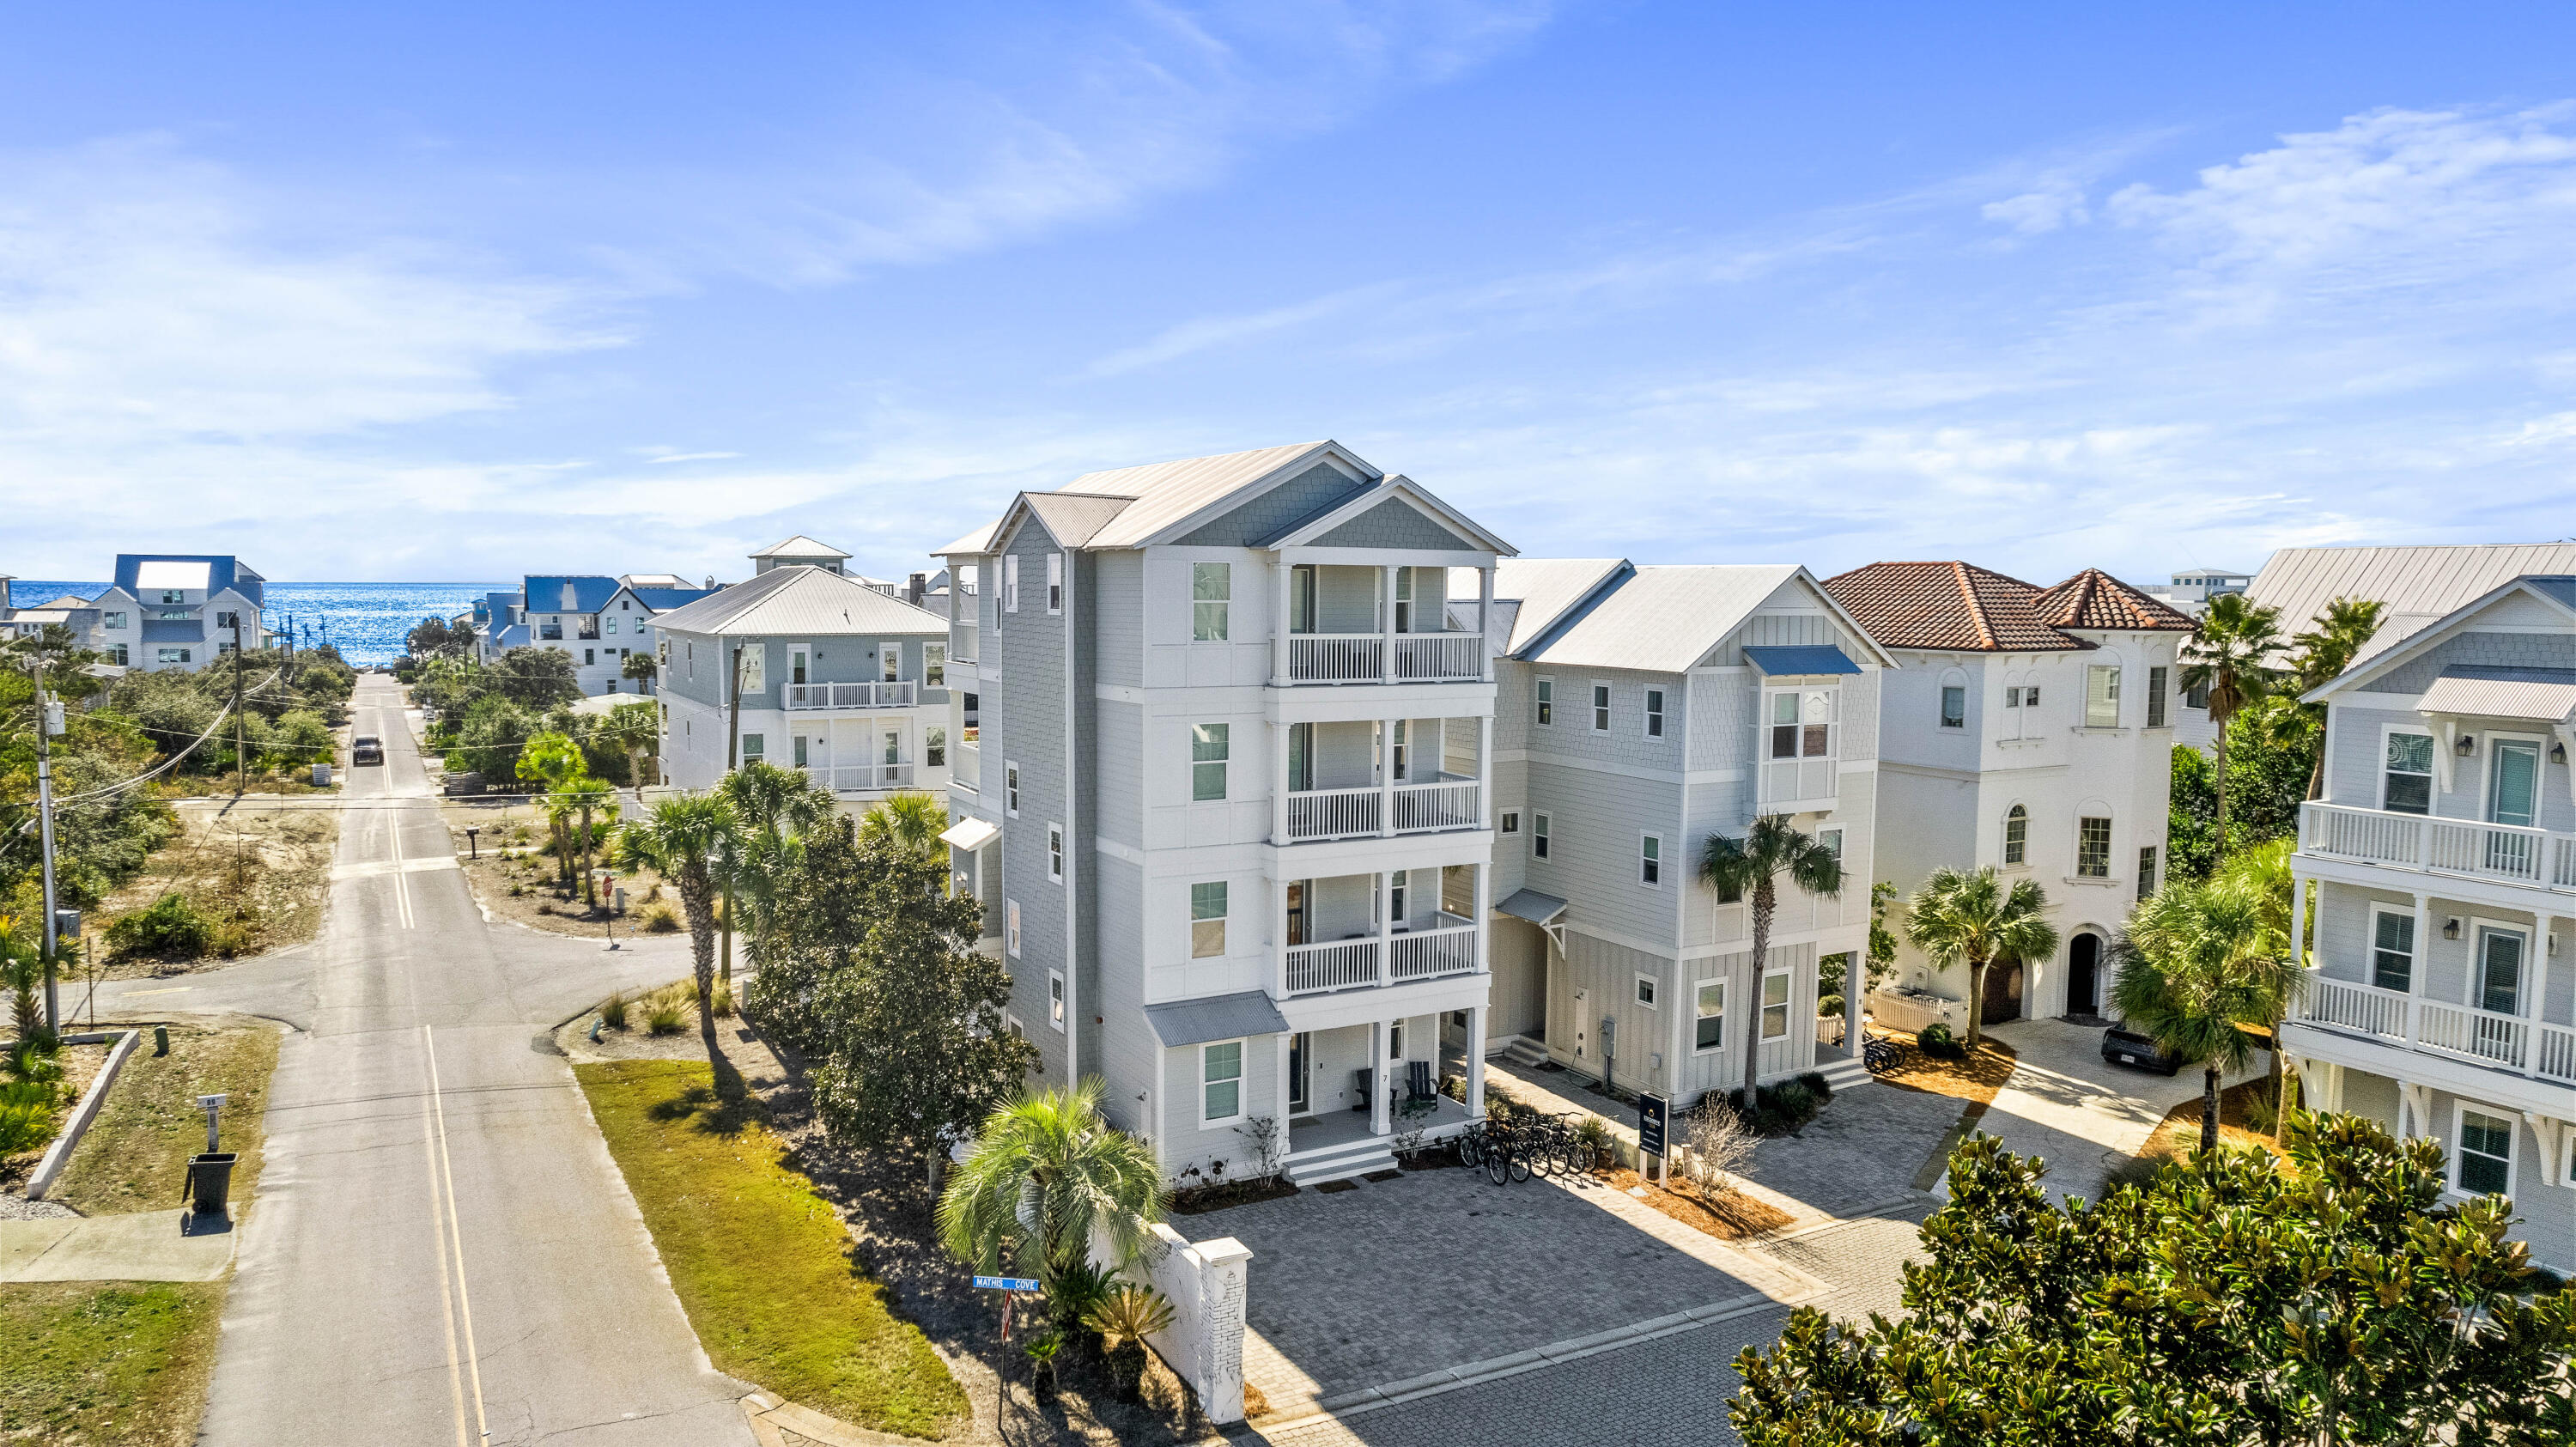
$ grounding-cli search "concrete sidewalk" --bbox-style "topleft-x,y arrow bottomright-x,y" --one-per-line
0,1208 -> 237,1282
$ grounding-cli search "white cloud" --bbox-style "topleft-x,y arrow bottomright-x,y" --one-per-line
1982,183 -> 2090,234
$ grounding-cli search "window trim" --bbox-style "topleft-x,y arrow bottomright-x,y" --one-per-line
1046,552 -> 1063,615
2145,666 -> 2169,729
1643,687 -> 1665,739
2471,918 -> 2528,1016
1692,979 -> 1725,1054
1939,683 -> 1966,730
2449,1101 -> 2515,1197
1499,811 -> 1521,835
2380,725 -> 2435,815
2482,732 -> 2545,830
1047,823 -> 1065,884
1007,899 -> 1022,958
1190,880 -> 1229,960
2076,815 -> 2113,879
1759,967 -> 1794,1042
2002,804 -> 2028,866
1634,973 -> 1659,1010
1003,555 -> 1020,613
1200,1038 -> 1248,1127
2084,663 -> 2123,729
1005,762 -> 1021,817
1535,678 -> 1553,727
925,642 -> 945,687
1191,721 -> 1230,802
2136,845 -> 2158,901
1639,833 -> 1663,888
1532,812 -> 1552,861
1191,562 -> 1230,641
2368,902 -> 2415,993
1816,826 -> 1844,860
1590,681 -> 1611,733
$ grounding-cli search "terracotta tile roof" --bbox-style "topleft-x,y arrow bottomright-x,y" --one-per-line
1826,561 -> 2190,653
2031,568 -> 2197,634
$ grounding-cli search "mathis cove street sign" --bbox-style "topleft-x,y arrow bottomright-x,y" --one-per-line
974,1275 -> 1043,1293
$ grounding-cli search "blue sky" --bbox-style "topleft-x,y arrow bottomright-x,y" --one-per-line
4,3 -> 2574,587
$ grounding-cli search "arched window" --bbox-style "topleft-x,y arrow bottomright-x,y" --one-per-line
2003,805 -> 2027,865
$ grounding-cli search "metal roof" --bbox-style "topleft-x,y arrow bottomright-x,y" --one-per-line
2248,544 -> 2576,665
1745,644 -> 1861,676
1518,564 -> 1807,673
2417,666 -> 2576,722
749,535 -> 850,559
1493,558 -> 1627,653
647,563 -> 945,637
1143,990 -> 1291,1048
1495,888 -> 1567,925
524,575 -> 622,614
1071,441 -> 1356,548
1021,492 -> 1136,548
623,586 -> 717,612
116,554 -> 261,605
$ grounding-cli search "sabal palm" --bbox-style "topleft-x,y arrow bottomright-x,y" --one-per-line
1701,816 -> 1845,1103
2179,593 -> 2285,842
2111,877 -> 2298,1153
938,1079 -> 1163,1289
2215,839 -> 2307,1137
860,790 -> 947,856
614,793 -> 741,1024
1903,866 -> 2058,1050
714,762 -> 834,979
2287,596 -> 2385,801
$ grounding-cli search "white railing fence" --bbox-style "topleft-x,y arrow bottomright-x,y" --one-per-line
785,680 -> 918,710
1285,938 -> 1379,994
805,762 -> 916,793
1393,780 -> 1479,833
1286,635 -> 1382,684
2301,801 -> 2573,889
1286,787 -> 1381,842
2292,968 -> 2575,1085
1388,921 -> 1477,981
1393,633 -> 1480,681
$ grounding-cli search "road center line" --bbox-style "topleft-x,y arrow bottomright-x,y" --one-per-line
390,813 -> 416,931
423,1024 -> 491,1441
422,1030 -> 474,1447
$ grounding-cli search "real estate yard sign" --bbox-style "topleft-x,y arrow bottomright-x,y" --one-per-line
1637,1091 -> 1669,1158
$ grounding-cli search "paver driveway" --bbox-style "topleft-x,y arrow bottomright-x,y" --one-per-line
1972,1017 -> 2263,1203
1183,1161 -> 1811,1421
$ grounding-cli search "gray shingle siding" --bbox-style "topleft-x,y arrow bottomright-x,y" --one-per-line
995,514 -> 1075,1085
1172,462 -> 1370,547
1309,497 -> 1476,551
1094,550 -> 1145,689
2371,629 -> 2576,697
2328,696 -> 2576,833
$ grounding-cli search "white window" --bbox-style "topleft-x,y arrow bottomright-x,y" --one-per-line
2077,816 -> 2112,878
1591,683 -> 1611,732
2136,846 -> 2158,900
2383,729 -> 2434,814
1769,689 -> 1839,759
1760,969 -> 1792,1041
1533,812 -> 1552,860
925,643 -> 945,687
740,733 -> 764,761
1634,974 -> 1658,1008
2085,665 -> 2121,727
605,616 -> 617,635
736,645 -> 764,696
1201,1040 -> 1244,1124
1816,826 -> 1844,860
1694,980 -> 1725,1052
1048,970 -> 1065,1031
2003,805 -> 2027,865
1191,562 -> 1230,641
1046,553 -> 1063,614
1191,882 -> 1228,958
1535,678 -> 1553,726
157,648 -> 190,664
2370,906 -> 2415,992
1007,899 -> 1022,957
1003,555 -> 1020,612
1388,869 -> 1407,923
2146,666 -> 2168,727
1640,834 -> 1662,887
1499,811 -> 1521,834
102,611 -> 125,629
1192,723 -> 1230,801
1644,688 -> 1665,739
1005,763 -> 1021,816
1048,824 -> 1064,883
2453,1105 -> 2513,1195
1939,684 -> 1965,729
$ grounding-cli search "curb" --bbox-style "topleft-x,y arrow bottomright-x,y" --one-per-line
1911,1096 -> 1992,1194
27,1028 -> 142,1201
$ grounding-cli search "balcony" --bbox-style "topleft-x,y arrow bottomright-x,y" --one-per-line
1282,776 -> 1482,843
802,762 -> 916,793
1284,631 -> 1482,684
1285,913 -> 1479,995
786,680 -> 919,710
2299,801 -> 2576,891
952,740 -> 980,791
2293,969 -> 2576,1085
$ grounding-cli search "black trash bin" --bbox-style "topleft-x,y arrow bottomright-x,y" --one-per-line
186,1152 -> 238,1218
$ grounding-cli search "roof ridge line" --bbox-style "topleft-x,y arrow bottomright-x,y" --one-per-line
1950,560 -> 1999,650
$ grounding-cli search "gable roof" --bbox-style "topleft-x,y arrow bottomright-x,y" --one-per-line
1493,558 -> 1630,653
750,535 -> 850,560
647,564 -> 945,637
524,575 -> 621,614
2248,544 -> 2576,667
1021,492 -> 1137,548
2309,575 -> 2576,702
1518,564 -> 1809,673
1068,441 -> 1359,547
622,585 -> 719,612
114,554 -> 263,605
1264,474 -> 1516,555
1823,562 -> 2182,653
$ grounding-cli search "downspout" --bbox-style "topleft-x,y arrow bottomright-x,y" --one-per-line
1061,551 -> 1079,1090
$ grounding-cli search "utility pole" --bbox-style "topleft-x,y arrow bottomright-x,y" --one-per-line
726,643 -> 744,771
231,613 -> 246,795
31,651 -> 60,1033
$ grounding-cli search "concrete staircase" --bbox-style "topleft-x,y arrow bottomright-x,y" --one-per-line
1812,1052 -> 1873,1093
1503,1037 -> 1549,1069
1285,1134 -> 1398,1186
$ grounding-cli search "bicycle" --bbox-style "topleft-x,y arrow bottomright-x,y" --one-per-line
1863,1032 -> 1902,1074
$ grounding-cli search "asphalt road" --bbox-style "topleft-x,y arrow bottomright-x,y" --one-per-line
155,676 -> 752,1446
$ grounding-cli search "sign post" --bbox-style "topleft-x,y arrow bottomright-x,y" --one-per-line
1637,1091 -> 1670,1184
975,1274 -> 1044,1436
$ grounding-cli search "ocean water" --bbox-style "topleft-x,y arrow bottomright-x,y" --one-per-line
5,580 -> 511,666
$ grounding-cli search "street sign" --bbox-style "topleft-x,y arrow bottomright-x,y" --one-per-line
974,1275 -> 1042,1293
1637,1091 -> 1670,1158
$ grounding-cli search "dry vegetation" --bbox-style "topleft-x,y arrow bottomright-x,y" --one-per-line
1594,1164 -> 1794,1241
445,800 -> 677,938
1872,1031 -> 2020,1106
89,799 -> 340,978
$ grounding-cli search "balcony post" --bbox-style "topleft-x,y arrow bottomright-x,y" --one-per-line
1380,720 -> 1400,837
1478,564 -> 1495,682
1473,860 -> 1492,975
1381,565 -> 1398,684
1477,714 -> 1493,830
1273,725 -> 1291,844
1273,556 -> 1291,685
1275,876 -> 1290,997
2410,892 -> 2430,1030
1370,1020 -> 1392,1136
1464,1005 -> 1486,1116
1377,872 -> 1393,987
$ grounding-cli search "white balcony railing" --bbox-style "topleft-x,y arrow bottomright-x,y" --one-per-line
2292,968 -> 2576,1085
1394,779 -> 1480,832
785,680 -> 918,710
951,742 -> 980,791
1285,938 -> 1379,994
804,763 -> 916,793
1282,779 -> 1483,842
1759,757 -> 1839,810
1287,634 -> 1383,683
1389,921 -> 1478,981
1394,633 -> 1481,681
1286,787 -> 1381,842
2300,801 -> 2576,890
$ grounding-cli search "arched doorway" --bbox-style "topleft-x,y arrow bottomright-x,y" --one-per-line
2067,932 -> 2103,1017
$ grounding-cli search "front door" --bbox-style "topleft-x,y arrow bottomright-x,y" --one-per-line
1981,958 -> 2024,1026
789,646 -> 809,686
2476,927 -> 2525,1061
2068,933 -> 2101,1016
2488,740 -> 2542,873
1287,1032 -> 1311,1115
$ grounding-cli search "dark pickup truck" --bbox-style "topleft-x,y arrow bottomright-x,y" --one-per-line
351,735 -> 384,765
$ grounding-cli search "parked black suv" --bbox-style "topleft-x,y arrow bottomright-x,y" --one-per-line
352,735 -> 384,765
2100,1023 -> 2181,1075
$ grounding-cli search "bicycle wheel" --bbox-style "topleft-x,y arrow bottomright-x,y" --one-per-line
1457,1128 -> 1482,1167
1485,1144 -> 1512,1185
1508,1149 -> 1533,1183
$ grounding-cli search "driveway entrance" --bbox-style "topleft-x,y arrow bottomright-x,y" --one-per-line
1971,1017 -> 2263,1204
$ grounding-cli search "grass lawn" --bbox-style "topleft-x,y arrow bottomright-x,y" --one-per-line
0,1281 -> 224,1445
52,1023 -> 281,1216
574,1059 -> 967,1438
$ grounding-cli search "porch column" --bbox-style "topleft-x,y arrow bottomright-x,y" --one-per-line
1273,557 -> 1292,685
1473,860 -> 1492,973
2290,872 -> 2309,971
2531,911 -> 2553,1034
1380,565 -> 1398,684
1370,1021 -> 1392,1136
1476,713 -> 1493,829
1274,876 -> 1291,996
1379,718 -> 1400,837
1376,872 -> 1394,988
1478,565 -> 1495,682
1465,1006 -> 1487,1116
1276,1034 -> 1292,1143
2411,891 -> 2431,1024
1843,948 -> 1865,1060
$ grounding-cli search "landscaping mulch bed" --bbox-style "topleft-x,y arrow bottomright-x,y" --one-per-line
2136,1080 -> 2282,1165
1593,1165 -> 1793,1242
1872,1031 -> 2020,1106
1167,1176 -> 1298,1215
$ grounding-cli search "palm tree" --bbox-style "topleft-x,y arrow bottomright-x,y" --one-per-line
517,731 -> 588,889
2179,593 -> 2285,843
1903,866 -> 2059,1051
713,761 -> 834,984
1700,816 -> 1845,1104
2110,877 -> 2299,1153
860,790 -> 948,856
939,1079 -> 1163,1292
614,793 -> 741,1025
2215,837 -> 2305,1137
2286,596 -> 2385,801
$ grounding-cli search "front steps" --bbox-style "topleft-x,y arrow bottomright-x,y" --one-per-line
1285,1133 -> 1399,1186
1812,1052 -> 1873,1093
1503,1037 -> 1549,1069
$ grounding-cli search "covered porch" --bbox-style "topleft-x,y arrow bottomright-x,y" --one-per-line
1279,1009 -> 1486,1183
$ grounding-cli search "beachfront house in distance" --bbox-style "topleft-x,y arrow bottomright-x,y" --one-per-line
49,555 -> 274,672
936,441 -> 1514,1185
650,544 -> 951,802
470,571 -> 716,695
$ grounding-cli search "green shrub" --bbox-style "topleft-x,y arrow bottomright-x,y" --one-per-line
1728,1080 -> 1827,1137
106,892 -> 215,958
646,1005 -> 685,1036
1917,1023 -> 1966,1060
598,991 -> 629,1031
0,1079 -> 55,1153
1795,1070 -> 1834,1102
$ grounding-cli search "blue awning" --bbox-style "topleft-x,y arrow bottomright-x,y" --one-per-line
1743,644 -> 1860,677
